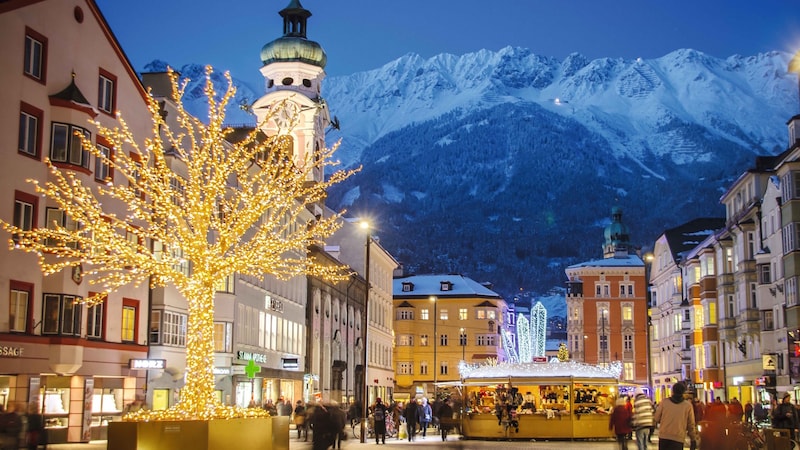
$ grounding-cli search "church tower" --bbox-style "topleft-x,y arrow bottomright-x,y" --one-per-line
252,0 -> 331,217
602,206 -> 632,258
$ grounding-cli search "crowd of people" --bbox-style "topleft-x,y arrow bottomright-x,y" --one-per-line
0,402 -> 47,450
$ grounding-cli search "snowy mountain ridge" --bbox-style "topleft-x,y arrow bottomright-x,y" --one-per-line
323,47 -> 796,169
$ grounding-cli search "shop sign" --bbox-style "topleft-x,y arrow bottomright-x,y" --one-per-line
282,358 -> 299,369
213,367 -> 231,375
237,351 -> 268,364
129,359 -> 166,369
0,345 -> 24,357
532,357 -> 547,363
231,365 -> 247,375
763,354 -> 777,371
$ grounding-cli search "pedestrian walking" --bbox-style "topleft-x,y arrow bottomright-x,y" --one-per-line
653,382 -> 697,450
609,397 -> 633,450
294,400 -> 307,441
404,399 -> 419,442
632,388 -> 654,450
372,398 -> 388,445
330,402 -> 346,449
25,403 -> 47,450
418,398 -> 433,438
0,403 -> 22,450
436,399 -> 454,441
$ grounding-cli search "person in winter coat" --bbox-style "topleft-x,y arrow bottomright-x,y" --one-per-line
418,398 -> 433,438
610,398 -> 633,450
403,400 -> 419,442
632,388 -> 654,450
372,398 -> 389,445
293,400 -> 307,441
654,382 -> 697,450
772,392 -> 799,441
436,400 -> 455,442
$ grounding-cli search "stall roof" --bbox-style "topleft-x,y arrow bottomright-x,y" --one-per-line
460,360 -> 622,380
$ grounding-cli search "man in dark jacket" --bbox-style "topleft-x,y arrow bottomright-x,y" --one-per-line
404,400 -> 419,442
772,392 -> 799,441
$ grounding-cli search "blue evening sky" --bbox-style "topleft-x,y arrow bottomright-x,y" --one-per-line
97,0 -> 800,89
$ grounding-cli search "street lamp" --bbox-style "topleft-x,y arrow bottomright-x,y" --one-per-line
359,221 -> 371,443
430,295 -> 437,398
644,252 -> 654,395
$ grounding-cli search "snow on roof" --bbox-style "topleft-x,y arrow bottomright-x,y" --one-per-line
460,360 -> 622,380
393,274 -> 502,298
566,254 -> 643,269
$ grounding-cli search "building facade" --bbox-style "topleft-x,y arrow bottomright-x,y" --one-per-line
392,274 -> 508,402
0,0 -> 153,443
566,207 -> 648,386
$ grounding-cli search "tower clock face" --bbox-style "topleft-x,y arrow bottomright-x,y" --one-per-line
274,101 -> 299,129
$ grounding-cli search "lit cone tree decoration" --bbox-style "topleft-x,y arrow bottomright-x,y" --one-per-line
557,342 -> 569,362
0,66 -> 357,421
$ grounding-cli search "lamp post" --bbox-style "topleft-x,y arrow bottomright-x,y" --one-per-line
460,327 -> 466,363
644,252 -> 654,395
430,295 -> 437,398
359,221 -> 371,443
601,308 -> 608,367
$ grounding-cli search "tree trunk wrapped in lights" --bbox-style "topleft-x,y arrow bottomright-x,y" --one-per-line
1,66 -> 357,421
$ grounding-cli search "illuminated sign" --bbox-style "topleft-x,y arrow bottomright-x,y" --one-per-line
213,367 -> 232,375
0,345 -> 24,357
129,359 -> 166,370
237,351 -> 268,364
282,358 -> 299,369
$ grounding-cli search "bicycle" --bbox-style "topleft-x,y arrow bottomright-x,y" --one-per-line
352,415 -> 397,440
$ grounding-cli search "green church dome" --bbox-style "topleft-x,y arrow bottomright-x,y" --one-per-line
261,0 -> 327,69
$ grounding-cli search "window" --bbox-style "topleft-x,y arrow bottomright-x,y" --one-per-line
624,362 -> 634,381
622,305 -> 633,321
44,208 -> 80,248
398,310 -> 414,320
86,295 -> 106,340
398,335 -> 413,346
420,361 -> 428,375
439,334 -> 448,346
97,69 -> 116,114
763,311 -> 775,331
50,123 -> 90,168
13,191 -> 37,244
459,308 -> 467,320
600,335 -> 608,351
476,310 -> 485,319
9,281 -> 32,333
420,334 -> 429,346
214,322 -> 233,352
130,152 -> 143,199
440,361 -> 448,375
215,274 -> 235,293
683,309 -> 691,322
121,299 -> 139,343
439,309 -> 448,320
420,309 -> 429,320
42,294 -> 82,336
459,332 -> 467,346
19,102 -> 42,158
94,140 -> 112,182
623,334 -> 633,351
150,310 -> 161,344
170,176 -> 185,206
163,310 -> 188,347
398,362 -> 413,375
476,334 -> 496,346
23,27 -> 47,82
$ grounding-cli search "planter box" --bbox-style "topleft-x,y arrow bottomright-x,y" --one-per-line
108,416 -> 289,450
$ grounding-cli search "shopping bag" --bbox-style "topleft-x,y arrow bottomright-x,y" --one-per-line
398,422 -> 407,439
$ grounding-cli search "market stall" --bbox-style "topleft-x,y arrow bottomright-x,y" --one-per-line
458,360 -> 624,440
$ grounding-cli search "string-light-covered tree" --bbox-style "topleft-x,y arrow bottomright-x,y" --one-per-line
0,67 -> 357,421
557,342 -> 569,362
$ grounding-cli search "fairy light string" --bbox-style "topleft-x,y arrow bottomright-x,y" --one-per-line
1,66 -> 358,421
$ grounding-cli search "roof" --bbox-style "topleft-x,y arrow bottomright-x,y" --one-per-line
460,360 -> 622,380
566,254 -> 643,270
663,217 -> 725,264
393,274 -> 503,299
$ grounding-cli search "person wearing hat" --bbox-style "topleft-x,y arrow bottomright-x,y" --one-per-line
771,392 -> 799,440
654,382 -> 697,450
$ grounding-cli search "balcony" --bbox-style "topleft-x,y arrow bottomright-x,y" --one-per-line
739,308 -> 761,323
718,273 -> 734,286
719,317 -> 736,330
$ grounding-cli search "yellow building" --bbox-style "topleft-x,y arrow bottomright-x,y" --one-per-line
392,274 -> 508,401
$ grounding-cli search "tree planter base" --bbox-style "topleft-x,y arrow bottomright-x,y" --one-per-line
108,416 -> 289,450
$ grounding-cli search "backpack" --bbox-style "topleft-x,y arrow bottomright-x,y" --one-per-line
374,406 -> 385,421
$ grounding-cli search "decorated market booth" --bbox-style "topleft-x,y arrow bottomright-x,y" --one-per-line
459,360 -> 623,440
